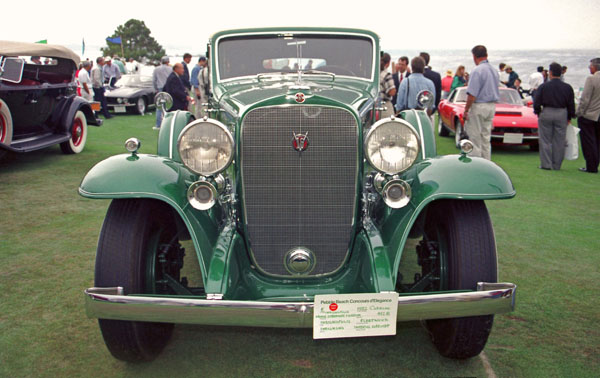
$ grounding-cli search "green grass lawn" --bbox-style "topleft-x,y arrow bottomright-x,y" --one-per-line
1,114 -> 598,377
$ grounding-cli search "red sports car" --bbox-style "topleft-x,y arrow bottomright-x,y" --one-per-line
437,87 -> 539,149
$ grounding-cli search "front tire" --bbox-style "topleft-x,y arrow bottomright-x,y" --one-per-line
454,119 -> 463,148
95,199 -> 183,362
136,97 -> 146,115
0,100 -> 13,160
438,115 -> 449,136
60,110 -> 87,154
422,200 -> 497,359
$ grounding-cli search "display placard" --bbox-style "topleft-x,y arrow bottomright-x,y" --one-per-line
313,292 -> 398,339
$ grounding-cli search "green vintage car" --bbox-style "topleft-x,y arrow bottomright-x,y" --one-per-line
80,28 -> 517,362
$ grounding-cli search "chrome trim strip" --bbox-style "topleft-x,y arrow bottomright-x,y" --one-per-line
84,282 -> 516,327
411,109 -> 427,160
169,110 -> 179,159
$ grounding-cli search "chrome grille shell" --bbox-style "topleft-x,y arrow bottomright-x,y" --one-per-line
240,105 -> 358,276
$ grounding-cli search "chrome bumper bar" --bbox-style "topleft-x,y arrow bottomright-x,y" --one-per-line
84,282 -> 516,328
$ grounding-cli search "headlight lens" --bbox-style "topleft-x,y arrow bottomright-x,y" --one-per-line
365,119 -> 420,174
178,119 -> 234,176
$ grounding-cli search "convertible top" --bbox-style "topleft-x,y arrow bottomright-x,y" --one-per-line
0,40 -> 80,65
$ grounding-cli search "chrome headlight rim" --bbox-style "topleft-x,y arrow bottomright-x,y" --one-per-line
364,118 -> 421,175
177,118 -> 235,176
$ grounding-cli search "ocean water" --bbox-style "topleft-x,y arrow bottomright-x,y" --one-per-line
386,48 -> 597,93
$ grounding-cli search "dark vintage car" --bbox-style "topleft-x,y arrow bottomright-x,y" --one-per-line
105,74 -> 156,115
80,28 -> 517,362
438,87 -> 539,149
0,41 -> 101,155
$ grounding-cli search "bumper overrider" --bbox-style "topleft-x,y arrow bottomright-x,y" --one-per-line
84,282 -> 516,327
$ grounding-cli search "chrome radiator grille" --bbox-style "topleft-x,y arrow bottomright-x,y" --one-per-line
241,106 -> 358,276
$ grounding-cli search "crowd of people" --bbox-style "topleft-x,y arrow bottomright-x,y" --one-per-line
150,53 -> 208,129
380,47 -> 600,174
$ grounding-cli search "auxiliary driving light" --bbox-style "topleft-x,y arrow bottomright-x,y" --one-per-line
460,139 -> 474,155
382,179 -> 411,209
124,138 -> 141,154
187,180 -> 218,210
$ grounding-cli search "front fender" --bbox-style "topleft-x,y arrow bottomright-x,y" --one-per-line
79,153 -> 219,281
55,95 -> 102,133
157,110 -> 194,161
378,154 -> 516,281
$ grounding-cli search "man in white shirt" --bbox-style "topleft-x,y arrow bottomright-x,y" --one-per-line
79,61 -> 93,102
529,66 -> 544,97
498,63 -> 509,86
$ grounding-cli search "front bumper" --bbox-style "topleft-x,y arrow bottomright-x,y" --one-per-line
84,282 -> 516,328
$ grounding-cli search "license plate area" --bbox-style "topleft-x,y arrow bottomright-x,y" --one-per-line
313,292 -> 398,339
114,106 -> 126,113
503,133 -> 524,144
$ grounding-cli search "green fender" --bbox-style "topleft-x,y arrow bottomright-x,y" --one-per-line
376,154 -> 516,283
399,109 -> 437,158
157,110 -> 195,162
78,153 -> 220,281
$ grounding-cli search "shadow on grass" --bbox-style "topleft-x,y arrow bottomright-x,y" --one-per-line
116,322 -> 485,377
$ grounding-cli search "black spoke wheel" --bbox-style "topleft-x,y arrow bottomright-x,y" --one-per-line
94,199 -> 183,362
422,200 -> 497,359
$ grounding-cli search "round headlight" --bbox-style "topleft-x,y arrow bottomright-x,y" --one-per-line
365,119 -> 420,174
178,119 -> 234,176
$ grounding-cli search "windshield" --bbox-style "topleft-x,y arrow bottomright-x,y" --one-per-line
498,89 -> 522,105
453,88 -> 522,105
216,34 -> 374,81
119,75 -> 152,87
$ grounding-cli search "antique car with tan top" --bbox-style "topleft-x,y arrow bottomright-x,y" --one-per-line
80,28 -> 517,362
0,41 -> 101,156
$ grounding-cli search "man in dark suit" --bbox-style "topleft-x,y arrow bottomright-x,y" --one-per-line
181,53 -> 192,91
164,63 -> 193,111
392,56 -> 410,107
420,52 -> 442,113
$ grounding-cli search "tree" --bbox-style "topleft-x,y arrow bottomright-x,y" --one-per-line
101,19 -> 166,61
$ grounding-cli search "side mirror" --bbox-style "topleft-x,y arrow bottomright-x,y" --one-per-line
416,90 -> 434,109
0,57 -> 25,83
154,92 -> 173,112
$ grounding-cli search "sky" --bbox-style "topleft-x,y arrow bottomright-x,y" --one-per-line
2,0 -> 599,54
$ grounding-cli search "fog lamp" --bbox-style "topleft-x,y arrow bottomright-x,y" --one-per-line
117,98 -> 123,104
382,179 -> 411,209
187,180 -> 217,210
124,138 -> 141,154
460,139 -> 474,155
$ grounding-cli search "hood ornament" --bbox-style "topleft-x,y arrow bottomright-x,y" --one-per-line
292,131 -> 309,152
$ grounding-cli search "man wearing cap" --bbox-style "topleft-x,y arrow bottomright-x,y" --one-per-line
191,56 -> 208,118
463,45 -> 500,160
102,57 -> 121,88
577,58 -> 600,173
152,56 -> 173,129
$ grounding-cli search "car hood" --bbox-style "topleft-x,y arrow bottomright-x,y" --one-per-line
493,104 -> 537,128
217,78 -> 375,112
105,87 -> 146,97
